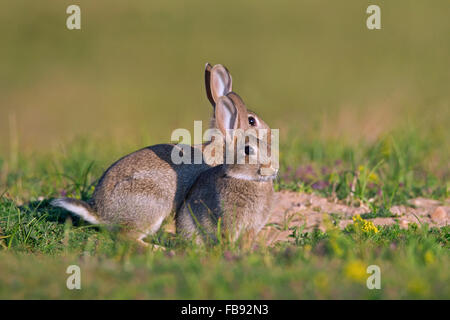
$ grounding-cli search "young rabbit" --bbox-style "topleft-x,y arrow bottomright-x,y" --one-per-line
51,63 -> 271,247
176,95 -> 278,245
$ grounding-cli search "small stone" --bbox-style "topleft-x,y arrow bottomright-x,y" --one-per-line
390,206 -> 403,216
399,219 -> 409,229
408,198 -> 440,208
430,207 -> 447,223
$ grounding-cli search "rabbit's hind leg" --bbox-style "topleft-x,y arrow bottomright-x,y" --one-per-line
134,215 -> 168,251
136,233 -> 166,252
118,225 -> 166,253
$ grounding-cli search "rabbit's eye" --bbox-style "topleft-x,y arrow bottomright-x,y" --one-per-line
248,116 -> 256,126
244,146 -> 254,155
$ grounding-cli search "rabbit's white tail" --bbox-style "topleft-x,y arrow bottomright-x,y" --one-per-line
51,198 -> 100,224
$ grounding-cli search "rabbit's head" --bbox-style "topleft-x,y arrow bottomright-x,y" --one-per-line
205,63 -> 270,133
215,95 -> 278,182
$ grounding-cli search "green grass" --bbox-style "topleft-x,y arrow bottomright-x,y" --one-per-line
0,135 -> 449,299
0,195 -> 449,299
279,130 -> 448,206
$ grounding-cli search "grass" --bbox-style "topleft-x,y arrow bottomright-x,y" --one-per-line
0,134 -> 448,299
0,198 -> 449,299
0,0 -> 449,299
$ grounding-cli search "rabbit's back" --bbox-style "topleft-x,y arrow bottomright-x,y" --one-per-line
92,144 -> 211,231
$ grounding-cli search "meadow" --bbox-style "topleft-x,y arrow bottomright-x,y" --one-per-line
0,0 -> 449,299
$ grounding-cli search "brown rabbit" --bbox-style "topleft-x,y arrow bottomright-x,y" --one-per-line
52,63 -> 271,247
176,95 -> 278,245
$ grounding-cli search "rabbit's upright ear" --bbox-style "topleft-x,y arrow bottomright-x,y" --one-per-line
215,96 -> 238,136
205,64 -> 233,107
204,63 -> 215,106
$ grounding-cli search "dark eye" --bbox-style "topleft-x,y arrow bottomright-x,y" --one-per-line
248,116 -> 256,126
244,146 -> 254,155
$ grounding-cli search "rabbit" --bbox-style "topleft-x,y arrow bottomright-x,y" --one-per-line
176,95 -> 278,246
51,63 -> 272,247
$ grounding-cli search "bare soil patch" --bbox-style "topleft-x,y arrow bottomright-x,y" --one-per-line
164,191 -> 449,245
262,191 -> 449,245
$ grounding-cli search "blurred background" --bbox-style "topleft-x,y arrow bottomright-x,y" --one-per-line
0,0 -> 448,162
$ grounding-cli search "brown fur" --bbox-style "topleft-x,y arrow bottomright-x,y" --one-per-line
176,166 -> 275,245
176,96 -> 278,245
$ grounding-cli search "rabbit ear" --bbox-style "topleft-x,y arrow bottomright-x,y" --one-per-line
226,92 -> 250,130
215,96 -> 238,135
209,64 -> 232,105
204,63 -> 216,106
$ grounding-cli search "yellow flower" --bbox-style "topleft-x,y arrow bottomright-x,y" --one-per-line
358,165 -> 379,184
344,260 -> 367,283
352,215 -> 379,234
363,221 -> 379,234
368,172 -> 380,184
